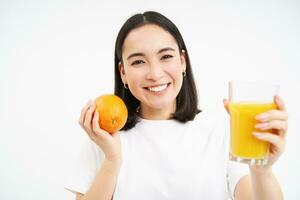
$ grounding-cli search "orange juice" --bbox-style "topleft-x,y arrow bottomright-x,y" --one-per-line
228,102 -> 277,159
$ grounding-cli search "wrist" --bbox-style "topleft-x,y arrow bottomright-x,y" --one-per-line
101,159 -> 122,176
104,152 -> 122,163
249,165 -> 272,175
104,157 -> 123,168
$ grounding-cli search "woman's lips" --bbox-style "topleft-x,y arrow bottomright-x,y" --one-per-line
143,83 -> 171,95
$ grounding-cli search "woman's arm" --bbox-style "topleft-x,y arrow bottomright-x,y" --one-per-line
75,100 -> 123,200
235,169 -> 283,200
232,95 -> 287,200
76,159 -> 122,200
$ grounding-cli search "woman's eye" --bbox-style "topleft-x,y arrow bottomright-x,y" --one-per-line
131,60 -> 144,65
161,55 -> 173,60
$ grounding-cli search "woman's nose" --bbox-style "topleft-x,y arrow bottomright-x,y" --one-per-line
146,65 -> 164,81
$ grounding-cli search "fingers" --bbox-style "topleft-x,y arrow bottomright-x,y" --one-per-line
78,99 -> 111,142
223,98 -> 229,113
254,96 -> 288,138
92,111 -> 109,138
255,120 -> 288,132
79,100 -> 93,129
274,95 -> 287,111
79,99 -> 98,140
253,132 -> 285,154
255,109 -> 288,122
83,102 -> 96,134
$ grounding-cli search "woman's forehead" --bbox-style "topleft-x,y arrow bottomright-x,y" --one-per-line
122,24 -> 178,55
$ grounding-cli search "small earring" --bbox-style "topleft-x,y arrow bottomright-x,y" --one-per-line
182,71 -> 186,77
136,105 -> 141,113
181,49 -> 185,53
123,83 -> 128,89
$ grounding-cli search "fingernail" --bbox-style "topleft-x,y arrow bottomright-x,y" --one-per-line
275,95 -> 282,103
87,99 -> 92,105
95,131 -> 101,136
253,132 -> 264,138
255,114 -> 268,121
255,123 -> 268,130
90,99 -> 95,106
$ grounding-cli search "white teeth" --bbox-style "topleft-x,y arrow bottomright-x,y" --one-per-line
148,84 -> 168,92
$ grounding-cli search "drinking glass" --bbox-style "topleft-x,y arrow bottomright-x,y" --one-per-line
228,81 -> 279,165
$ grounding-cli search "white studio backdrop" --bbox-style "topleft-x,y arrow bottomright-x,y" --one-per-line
0,0 -> 299,199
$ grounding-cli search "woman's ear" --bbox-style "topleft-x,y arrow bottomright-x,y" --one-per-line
180,50 -> 187,72
118,62 -> 127,83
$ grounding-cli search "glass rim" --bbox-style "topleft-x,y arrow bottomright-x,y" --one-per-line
228,81 -> 280,102
228,81 -> 280,89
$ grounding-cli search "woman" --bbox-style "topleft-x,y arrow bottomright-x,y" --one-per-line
65,11 -> 288,200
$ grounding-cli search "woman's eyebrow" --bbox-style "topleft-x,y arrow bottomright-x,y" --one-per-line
126,47 -> 175,60
157,47 -> 175,54
127,52 -> 145,60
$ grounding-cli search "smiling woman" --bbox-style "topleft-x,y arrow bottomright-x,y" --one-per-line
114,12 -> 200,129
65,11 -> 287,200
118,24 -> 192,121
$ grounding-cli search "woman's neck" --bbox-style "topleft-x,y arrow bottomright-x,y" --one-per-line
139,102 -> 176,120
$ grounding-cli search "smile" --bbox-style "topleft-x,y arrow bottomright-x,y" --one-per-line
144,83 -> 171,93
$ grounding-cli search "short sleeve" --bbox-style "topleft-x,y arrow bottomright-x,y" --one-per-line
64,138 -> 104,195
223,109 -> 249,199
227,160 -> 249,199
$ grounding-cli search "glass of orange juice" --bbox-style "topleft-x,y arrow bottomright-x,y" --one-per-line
228,81 -> 279,165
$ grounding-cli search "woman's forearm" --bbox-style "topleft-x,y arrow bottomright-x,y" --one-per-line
81,159 -> 122,200
250,167 -> 283,200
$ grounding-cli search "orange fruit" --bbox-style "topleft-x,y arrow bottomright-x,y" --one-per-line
94,94 -> 128,134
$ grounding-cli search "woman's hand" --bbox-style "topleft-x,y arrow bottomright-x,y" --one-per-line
223,95 -> 288,170
251,95 -> 288,170
78,100 -> 122,163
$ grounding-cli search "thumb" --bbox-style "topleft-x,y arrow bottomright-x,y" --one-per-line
223,98 -> 229,113
274,95 -> 287,111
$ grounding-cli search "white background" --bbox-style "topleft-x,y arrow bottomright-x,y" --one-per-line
0,0 -> 299,199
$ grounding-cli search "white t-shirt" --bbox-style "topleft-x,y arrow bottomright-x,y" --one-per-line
65,109 -> 249,199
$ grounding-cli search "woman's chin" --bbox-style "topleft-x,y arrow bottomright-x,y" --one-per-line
146,101 -> 175,112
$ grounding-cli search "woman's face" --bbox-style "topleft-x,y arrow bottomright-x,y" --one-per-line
119,24 -> 186,117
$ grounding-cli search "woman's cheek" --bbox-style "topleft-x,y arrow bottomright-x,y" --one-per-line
167,62 -> 183,78
127,70 -> 144,89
